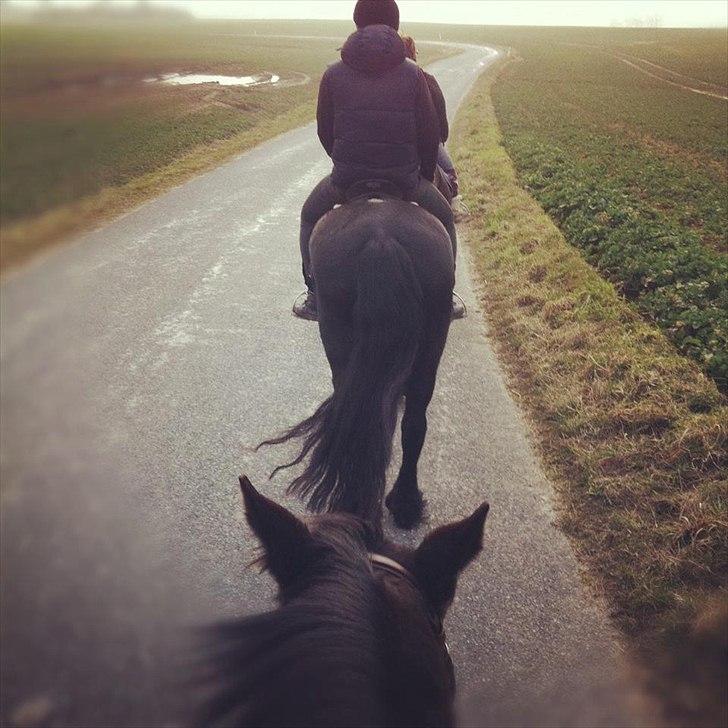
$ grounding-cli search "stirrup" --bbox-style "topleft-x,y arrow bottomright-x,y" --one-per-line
451,292 -> 467,321
453,197 -> 470,214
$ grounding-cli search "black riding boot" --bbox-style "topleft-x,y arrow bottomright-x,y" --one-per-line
293,219 -> 318,321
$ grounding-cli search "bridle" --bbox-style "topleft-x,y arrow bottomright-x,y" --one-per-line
368,553 -> 448,645
368,553 -> 455,692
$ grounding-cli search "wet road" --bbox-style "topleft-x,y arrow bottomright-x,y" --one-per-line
1,44 -> 638,727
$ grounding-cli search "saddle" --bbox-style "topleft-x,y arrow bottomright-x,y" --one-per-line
343,179 -> 405,203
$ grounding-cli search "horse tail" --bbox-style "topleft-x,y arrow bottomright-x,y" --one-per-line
262,231 -> 424,522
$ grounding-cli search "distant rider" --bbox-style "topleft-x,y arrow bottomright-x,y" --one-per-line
294,0 -> 463,320
401,35 -> 459,202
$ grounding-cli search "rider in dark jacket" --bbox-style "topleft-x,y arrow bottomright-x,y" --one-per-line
294,0 -> 459,320
401,36 -> 448,142
401,35 -> 459,201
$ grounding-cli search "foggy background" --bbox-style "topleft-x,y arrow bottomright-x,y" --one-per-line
4,0 -> 728,28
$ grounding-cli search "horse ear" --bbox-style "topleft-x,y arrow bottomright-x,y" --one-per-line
413,502 -> 489,616
239,475 -> 312,588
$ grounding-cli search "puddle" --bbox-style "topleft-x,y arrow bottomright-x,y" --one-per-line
145,72 -> 281,87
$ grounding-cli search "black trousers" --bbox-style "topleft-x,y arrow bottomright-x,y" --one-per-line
299,175 -> 457,289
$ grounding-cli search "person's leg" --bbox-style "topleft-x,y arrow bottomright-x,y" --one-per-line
437,145 -> 459,199
437,144 -> 456,174
294,176 -> 342,320
299,176 -> 342,290
433,165 -> 454,204
437,144 -> 458,198
410,178 -> 457,261
409,178 -> 465,320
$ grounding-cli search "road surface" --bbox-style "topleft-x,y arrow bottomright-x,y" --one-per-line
1,44 -> 639,727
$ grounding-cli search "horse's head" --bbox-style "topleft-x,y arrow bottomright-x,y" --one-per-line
238,475 -> 488,724
240,475 -> 487,615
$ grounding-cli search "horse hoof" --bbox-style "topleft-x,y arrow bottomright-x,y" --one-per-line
385,489 -> 425,530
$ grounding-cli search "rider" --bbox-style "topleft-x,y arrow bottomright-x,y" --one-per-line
400,35 -> 459,202
294,0 -> 462,320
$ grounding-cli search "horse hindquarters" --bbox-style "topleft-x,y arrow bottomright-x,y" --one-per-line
281,232 -> 424,527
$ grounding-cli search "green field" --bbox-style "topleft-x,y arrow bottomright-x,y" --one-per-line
0,18 -> 446,267
415,24 -> 728,391
608,30 -> 728,87
491,39 -> 727,391
1,25 -> 328,221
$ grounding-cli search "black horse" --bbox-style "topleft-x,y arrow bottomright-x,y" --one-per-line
264,198 -> 454,529
200,476 -> 488,727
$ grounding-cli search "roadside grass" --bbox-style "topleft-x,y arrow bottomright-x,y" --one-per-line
452,65 -> 727,727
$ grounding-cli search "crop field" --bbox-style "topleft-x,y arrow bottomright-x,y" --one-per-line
607,30 -> 728,87
489,31 -> 727,391
408,23 -> 728,391
0,16 -> 447,267
1,24 -> 329,222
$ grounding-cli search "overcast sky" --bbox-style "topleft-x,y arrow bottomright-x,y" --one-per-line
10,1 -> 728,28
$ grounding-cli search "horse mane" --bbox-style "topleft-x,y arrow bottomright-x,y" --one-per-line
198,519 -> 389,728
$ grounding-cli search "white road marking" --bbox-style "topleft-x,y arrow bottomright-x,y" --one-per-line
145,164 -> 326,358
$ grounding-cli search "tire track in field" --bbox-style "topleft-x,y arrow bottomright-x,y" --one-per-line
565,42 -> 728,101
624,55 -> 726,91
618,57 -> 728,101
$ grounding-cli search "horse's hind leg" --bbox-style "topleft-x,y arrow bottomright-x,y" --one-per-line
385,325 -> 448,529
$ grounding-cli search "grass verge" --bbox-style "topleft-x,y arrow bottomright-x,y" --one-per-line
453,61 -> 727,727
0,99 -> 312,271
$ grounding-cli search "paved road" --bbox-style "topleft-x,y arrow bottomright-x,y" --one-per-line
1,45 -> 639,727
